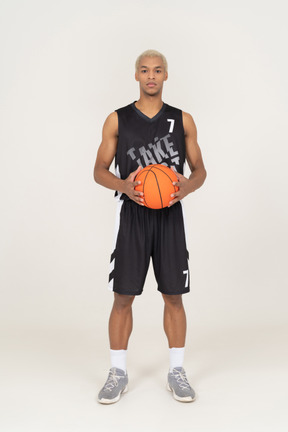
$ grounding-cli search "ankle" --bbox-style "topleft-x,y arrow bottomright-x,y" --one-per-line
169,347 -> 185,372
110,349 -> 127,372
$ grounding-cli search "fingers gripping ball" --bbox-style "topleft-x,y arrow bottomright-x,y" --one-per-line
135,164 -> 179,209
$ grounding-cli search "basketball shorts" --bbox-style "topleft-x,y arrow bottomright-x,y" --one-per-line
108,200 -> 190,296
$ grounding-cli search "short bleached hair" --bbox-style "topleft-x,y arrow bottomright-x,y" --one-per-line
135,49 -> 168,73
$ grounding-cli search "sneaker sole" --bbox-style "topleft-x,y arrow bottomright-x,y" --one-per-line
98,384 -> 128,404
167,382 -> 196,403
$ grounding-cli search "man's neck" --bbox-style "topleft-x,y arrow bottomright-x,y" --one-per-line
134,95 -> 164,116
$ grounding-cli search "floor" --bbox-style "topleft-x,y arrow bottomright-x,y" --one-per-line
1,323 -> 287,432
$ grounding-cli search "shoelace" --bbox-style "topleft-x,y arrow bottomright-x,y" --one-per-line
172,369 -> 191,390
103,369 -> 123,391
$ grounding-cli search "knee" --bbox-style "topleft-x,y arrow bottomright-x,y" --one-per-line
113,293 -> 135,312
162,294 -> 183,310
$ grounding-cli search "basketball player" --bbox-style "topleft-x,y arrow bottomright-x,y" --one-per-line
94,49 -> 207,404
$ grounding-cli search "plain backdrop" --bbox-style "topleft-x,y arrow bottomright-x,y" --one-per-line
1,1 -> 287,431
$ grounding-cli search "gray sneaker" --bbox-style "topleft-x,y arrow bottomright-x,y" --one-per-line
98,367 -> 128,404
167,367 -> 196,402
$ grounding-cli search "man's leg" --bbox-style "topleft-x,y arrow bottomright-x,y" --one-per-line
109,293 -> 135,350
98,293 -> 135,404
162,294 -> 186,348
98,201 -> 149,404
162,293 -> 196,402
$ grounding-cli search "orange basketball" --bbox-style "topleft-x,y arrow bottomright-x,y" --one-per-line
135,164 -> 179,209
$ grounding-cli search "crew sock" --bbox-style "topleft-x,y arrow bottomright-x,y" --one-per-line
169,347 -> 185,372
110,349 -> 127,373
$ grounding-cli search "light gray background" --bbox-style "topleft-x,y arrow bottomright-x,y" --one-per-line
1,0 -> 287,431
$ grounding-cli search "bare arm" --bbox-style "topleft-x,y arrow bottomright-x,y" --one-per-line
169,111 -> 207,206
93,112 -> 144,205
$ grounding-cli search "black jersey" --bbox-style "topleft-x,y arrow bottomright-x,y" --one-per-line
114,101 -> 186,200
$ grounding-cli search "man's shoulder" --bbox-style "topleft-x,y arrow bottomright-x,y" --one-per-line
164,102 -> 184,115
115,101 -> 134,113
165,104 -> 194,123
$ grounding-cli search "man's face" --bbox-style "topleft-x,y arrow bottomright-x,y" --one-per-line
135,56 -> 168,96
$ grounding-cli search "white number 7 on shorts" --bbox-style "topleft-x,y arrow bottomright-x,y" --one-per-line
183,269 -> 189,288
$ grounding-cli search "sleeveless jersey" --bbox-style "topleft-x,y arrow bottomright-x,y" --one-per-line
114,101 -> 186,200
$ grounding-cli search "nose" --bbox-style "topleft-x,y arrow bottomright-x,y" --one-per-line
148,70 -> 155,80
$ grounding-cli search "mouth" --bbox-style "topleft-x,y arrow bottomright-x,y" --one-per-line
147,82 -> 156,88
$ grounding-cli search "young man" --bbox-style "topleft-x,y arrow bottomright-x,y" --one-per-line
94,49 -> 206,404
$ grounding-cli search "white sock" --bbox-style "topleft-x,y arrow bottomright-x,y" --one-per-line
110,349 -> 127,373
169,347 -> 185,372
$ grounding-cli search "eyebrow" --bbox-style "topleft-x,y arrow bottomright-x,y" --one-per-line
140,65 -> 162,69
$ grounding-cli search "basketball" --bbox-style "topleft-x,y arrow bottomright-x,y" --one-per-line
135,164 -> 179,209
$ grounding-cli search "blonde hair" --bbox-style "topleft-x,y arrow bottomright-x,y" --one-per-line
135,49 -> 168,73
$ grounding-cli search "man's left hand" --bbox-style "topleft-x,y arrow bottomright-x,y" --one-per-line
168,171 -> 193,207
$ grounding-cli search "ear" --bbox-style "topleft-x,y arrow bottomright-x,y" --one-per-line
164,71 -> 168,81
135,71 -> 139,82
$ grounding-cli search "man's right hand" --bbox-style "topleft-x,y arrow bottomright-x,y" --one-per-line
122,166 -> 144,205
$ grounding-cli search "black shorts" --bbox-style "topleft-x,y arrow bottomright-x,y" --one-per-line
108,200 -> 190,296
